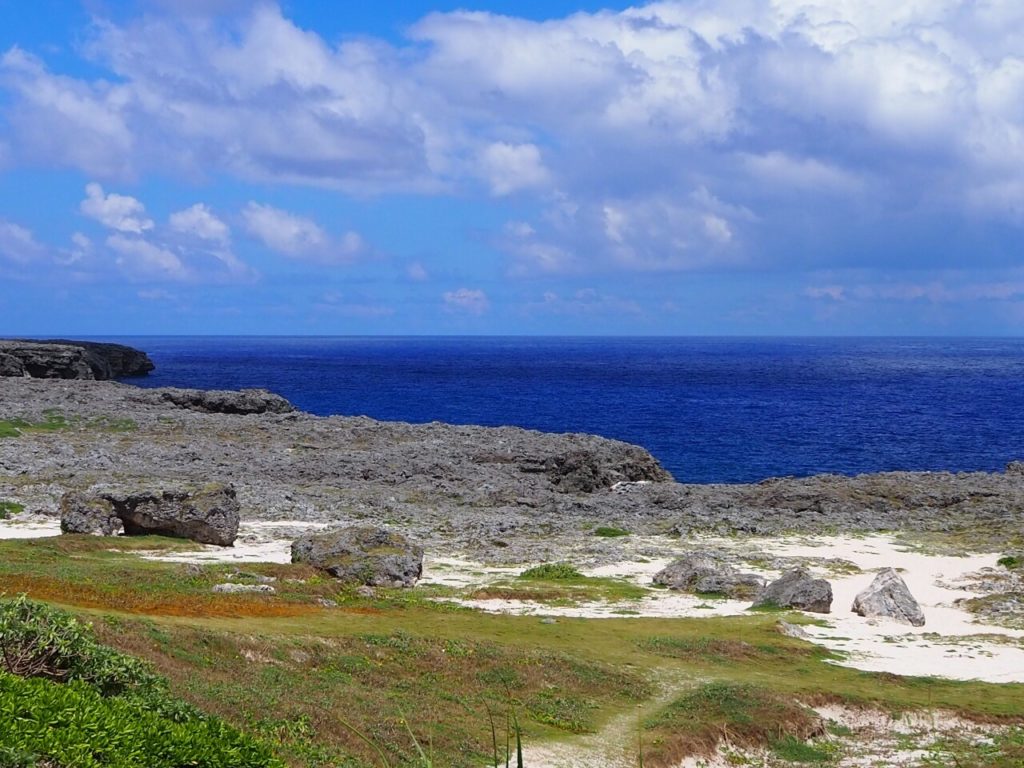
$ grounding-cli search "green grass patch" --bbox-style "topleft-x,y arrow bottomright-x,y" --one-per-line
771,734 -> 835,762
520,562 -> 582,580
997,555 -> 1022,570
0,501 -> 24,519
0,410 -> 137,439
593,526 -> 630,538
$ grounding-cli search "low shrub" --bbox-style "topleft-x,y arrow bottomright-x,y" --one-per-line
593,526 -> 630,538
519,563 -> 583,580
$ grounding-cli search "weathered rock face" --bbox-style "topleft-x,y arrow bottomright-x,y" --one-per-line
59,492 -> 122,536
519,445 -> 672,493
109,484 -> 240,546
752,568 -> 833,613
291,526 -> 424,587
59,484 -> 240,546
852,568 -> 926,626
140,387 -> 295,415
0,340 -> 154,380
653,552 -> 765,598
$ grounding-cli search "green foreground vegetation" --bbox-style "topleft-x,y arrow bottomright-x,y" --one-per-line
0,534 -> 1022,767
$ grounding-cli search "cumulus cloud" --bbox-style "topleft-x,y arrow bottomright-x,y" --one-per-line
80,183 -> 153,233
406,262 -> 429,281
106,233 -> 188,280
531,288 -> 642,316
242,202 -> 365,264
443,288 -> 489,315
2,1 -> 1024,278
0,220 -> 47,264
169,203 -> 230,244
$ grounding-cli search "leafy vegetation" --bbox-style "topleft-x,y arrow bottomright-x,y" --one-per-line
519,563 -> 582,580
997,555 -> 1021,570
0,410 -> 136,439
0,501 -> 24,519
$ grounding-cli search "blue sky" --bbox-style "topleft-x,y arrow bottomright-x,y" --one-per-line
1,0 -> 1023,335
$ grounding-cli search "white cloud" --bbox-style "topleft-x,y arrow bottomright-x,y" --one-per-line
80,183 -> 153,233
242,202 -> 365,264
406,261 -> 429,281
106,233 -> 188,280
169,203 -> 230,244
480,142 -> 551,196
442,287 -> 489,315
0,220 -> 46,264
531,288 -> 642,316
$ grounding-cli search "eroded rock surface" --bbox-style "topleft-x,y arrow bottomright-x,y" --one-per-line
291,526 -> 424,587
137,387 -> 295,415
652,552 -> 765,598
752,568 -> 833,613
59,483 -> 240,546
852,568 -> 925,626
0,340 -> 153,380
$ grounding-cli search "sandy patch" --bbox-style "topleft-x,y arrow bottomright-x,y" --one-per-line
0,515 -> 61,539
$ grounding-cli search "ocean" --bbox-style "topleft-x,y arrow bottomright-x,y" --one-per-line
110,336 -> 1024,484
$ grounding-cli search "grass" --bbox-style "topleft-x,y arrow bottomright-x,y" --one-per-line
2,536 -> 1024,766
0,410 -> 137,439
470,568 -> 648,605
593,526 -> 630,538
519,563 -> 582,580
0,501 -> 24,519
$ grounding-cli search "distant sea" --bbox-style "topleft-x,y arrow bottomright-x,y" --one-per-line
103,336 -> 1024,484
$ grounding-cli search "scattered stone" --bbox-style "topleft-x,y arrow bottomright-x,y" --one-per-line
212,583 -> 275,594
59,492 -> 122,536
653,552 -> 765,598
752,568 -> 833,613
777,620 -> 810,639
315,597 -> 338,608
852,568 -> 926,626
355,585 -> 376,599
141,387 -> 295,415
291,526 -> 424,587
540,617 -> 558,624
1006,461 -> 1024,476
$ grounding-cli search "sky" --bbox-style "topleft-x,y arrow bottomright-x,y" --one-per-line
0,0 -> 1023,335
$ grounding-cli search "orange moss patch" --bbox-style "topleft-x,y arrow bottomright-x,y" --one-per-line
0,574 -> 315,619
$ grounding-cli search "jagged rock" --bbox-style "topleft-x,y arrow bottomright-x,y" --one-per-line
752,568 -> 833,613
0,353 -> 26,377
852,568 -> 926,626
291,526 -> 424,587
212,583 -> 275,594
103,484 -> 240,546
653,552 -> 765,598
143,387 -> 294,415
59,492 -> 122,536
777,620 -> 810,639
0,340 -> 153,379
1007,461 -> 1024,476
519,445 -> 671,493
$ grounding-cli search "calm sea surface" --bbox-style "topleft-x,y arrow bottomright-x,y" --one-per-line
104,336 -> 1024,484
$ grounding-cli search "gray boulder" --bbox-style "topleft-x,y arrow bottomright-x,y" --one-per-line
59,492 -> 122,536
653,552 -> 765,598
291,526 -> 424,587
212,583 -> 275,594
143,387 -> 295,415
109,484 -> 240,546
751,568 -> 833,613
851,568 -> 926,626
0,353 -> 26,377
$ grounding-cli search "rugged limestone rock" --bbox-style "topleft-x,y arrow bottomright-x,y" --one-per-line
0,340 -> 154,380
1007,461 -> 1024,476
751,568 -> 833,613
291,526 -> 424,587
653,552 -> 765,598
139,387 -> 294,415
59,492 -> 122,536
852,568 -> 926,626
518,445 -> 672,493
106,484 -> 240,546
59,484 -> 239,545
212,583 -> 275,594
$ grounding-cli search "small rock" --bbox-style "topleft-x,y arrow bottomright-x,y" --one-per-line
851,568 -> 926,626
777,620 -> 810,639
212,583 -> 275,594
291,526 -> 424,587
653,552 -> 765,599
540,617 -> 558,624
315,598 -> 338,608
355,585 -> 376,599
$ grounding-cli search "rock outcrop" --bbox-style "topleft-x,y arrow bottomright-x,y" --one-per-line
59,484 -> 240,546
653,552 -> 765,598
751,568 -> 833,613
518,445 -> 672,493
291,526 -> 424,587
852,568 -> 926,626
0,340 -> 154,380
139,387 -> 295,415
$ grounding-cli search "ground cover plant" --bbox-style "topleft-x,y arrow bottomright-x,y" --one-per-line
1,535 -> 1023,766
0,409 -> 136,439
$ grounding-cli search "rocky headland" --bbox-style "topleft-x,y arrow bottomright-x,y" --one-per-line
0,339 -> 154,380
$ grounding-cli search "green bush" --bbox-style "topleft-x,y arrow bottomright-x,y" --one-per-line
519,563 -> 583,580
0,672 -> 281,768
0,595 -> 162,697
997,555 -> 1022,570
0,502 -> 24,520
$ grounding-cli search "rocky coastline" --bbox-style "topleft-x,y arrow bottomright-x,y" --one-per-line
0,339 -> 154,380
1,374 -> 1021,565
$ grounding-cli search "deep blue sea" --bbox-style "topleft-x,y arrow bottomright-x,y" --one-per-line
103,336 -> 1024,484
